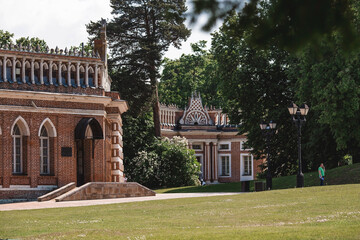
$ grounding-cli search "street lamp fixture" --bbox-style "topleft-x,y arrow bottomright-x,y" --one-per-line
259,120 -> 276,190
288,103 -> 309,188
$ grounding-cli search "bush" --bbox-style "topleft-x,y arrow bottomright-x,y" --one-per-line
129,137 -> 200,188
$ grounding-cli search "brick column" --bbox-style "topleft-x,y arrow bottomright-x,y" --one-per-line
213,142 -> 219,183
205,142 -> 210,183
2,125 -> 10,188
108,115 -> 124,182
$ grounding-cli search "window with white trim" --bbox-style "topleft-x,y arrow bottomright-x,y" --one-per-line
40,126 -> 50,174
12,124 -> 22,173
192,144 -> 202,150
243,155 -> 252,176
219,155 -> 230,177
219,143 -> 230,150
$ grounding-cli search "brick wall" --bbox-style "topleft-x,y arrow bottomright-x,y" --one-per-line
0,106 -> 110,191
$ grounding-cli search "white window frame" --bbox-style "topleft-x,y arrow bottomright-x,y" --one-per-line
192,143 -> 202,150
195,154 -> 204,179
40,127 -> 50,174
240,153 -> 254,181
218,141 -> 231,151
13,130 -> 22,174
218,154 -> 231,177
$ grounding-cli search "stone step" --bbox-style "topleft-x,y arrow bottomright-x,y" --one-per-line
37,182 -> 76,202
55,182 -> 156,202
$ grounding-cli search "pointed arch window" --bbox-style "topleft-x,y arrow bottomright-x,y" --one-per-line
80,66 -> 85,88
43,63 -> 49,85
12,124 -> 23,173
25,61 -> 31,84
52,64 -> 59,86
70,65 -> 76,87
15,61 -> 22,83
88,67 -> 94,87
61,65 -> 68,86
6,60 -> 13,83
34,62 -> 41,85
0,60 -> 3,82
40,126 -> 50,174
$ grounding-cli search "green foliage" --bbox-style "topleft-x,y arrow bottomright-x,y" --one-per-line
122,112 -> 155,176
211,12 -> 298,176
69,42 -> 93,55
0,30 -> 14,46
159,41 -> 223,108
15,37 -> 48,51
86,0 -> 191,136
190,0 -> 359,52
128,136 -> 200,188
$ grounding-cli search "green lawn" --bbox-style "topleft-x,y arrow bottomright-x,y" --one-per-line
156,163 -> 360,193
1,184 -> 360,239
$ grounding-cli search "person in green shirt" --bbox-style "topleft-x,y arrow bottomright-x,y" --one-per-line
318,163 -> 325,186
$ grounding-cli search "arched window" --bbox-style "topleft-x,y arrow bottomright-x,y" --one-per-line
88,67 -> 94,87
6,60 -> 13,83
52,64 -> 59,86
34,62 -> 41,85
0,60 -> 3,82
61,65 -> 67,86
40,126 -> 50,174
79,66 -> 85,88
15,61 -> 22,83
12,124 -> 23,173
97,67 -> 101,87
70,65 -> 76,87
24,61 -> 31,84
43,63 -> 49,85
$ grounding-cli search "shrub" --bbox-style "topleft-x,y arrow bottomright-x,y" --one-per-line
129,137 -> 200,188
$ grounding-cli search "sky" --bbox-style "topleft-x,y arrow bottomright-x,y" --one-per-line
0,0 -> 221,59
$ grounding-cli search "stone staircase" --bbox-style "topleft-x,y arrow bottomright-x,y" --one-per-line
37,182 -> 156,202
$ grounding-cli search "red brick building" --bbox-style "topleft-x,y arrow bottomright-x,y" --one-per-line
0,22 -> 128,199
160,92 -> 262,184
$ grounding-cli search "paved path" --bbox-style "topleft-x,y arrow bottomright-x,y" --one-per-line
0,192 -> 242,211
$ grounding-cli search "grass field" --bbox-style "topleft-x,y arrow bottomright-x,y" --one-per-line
1,184 -> 360,239
156,163 -> 360,193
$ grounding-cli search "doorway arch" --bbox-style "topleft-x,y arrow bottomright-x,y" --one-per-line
74,118 -> 103,186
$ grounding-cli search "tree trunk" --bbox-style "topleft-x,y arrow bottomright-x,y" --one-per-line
153,83 -> 161,137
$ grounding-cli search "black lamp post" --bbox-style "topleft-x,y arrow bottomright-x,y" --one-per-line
288,103 -> 309,188
260,121 -> 276,190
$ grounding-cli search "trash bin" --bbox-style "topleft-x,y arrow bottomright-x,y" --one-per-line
241,181 -> 250,192
254,181 -> 266,191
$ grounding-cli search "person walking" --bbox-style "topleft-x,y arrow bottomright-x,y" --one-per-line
318,163 -> 325,186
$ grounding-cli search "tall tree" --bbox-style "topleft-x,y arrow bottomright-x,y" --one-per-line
0,30 -> 14,46
211,12 -> 299,176
15,37 -> 48,52
87,0 -> 191,136
190,0 -> 359,52
159,41 -> 222,108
